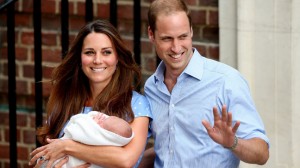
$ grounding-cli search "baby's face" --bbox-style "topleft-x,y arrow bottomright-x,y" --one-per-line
91,113 -> 109,127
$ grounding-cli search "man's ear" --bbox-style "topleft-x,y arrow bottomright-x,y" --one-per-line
148,26 -> 154,42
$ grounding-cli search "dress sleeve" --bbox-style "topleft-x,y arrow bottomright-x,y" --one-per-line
131,91 -> 152,119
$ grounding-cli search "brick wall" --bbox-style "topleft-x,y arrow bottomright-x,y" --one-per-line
0,0 -> 219,167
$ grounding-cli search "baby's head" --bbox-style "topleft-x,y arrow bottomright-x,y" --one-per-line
91,113 -> 132,138
103,116 -> 132,138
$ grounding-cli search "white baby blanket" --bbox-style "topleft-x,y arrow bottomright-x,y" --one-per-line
57,111 -> 134,168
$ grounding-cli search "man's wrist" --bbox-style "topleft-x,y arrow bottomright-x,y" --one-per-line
224,135 -> 238,150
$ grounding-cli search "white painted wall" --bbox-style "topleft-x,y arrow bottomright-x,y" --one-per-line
220,0 -> 300,167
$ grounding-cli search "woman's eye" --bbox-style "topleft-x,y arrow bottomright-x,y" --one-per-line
85,51 -> 95,56
103,50 -> 112,55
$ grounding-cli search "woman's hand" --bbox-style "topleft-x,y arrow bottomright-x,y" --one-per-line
34,156 -> 69,168
31,156 -> 90,168
29,138 -> 70,168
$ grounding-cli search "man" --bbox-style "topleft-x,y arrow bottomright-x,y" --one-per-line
143,0 -> 269,167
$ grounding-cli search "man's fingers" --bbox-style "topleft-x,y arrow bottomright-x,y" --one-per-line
227,112 -> 233,127
221,105 -> 228,122
232,121 -> 240,133
202,120 -> 212,132
212,106 -> 220,121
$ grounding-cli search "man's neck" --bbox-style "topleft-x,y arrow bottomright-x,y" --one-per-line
164,69 -> 180,93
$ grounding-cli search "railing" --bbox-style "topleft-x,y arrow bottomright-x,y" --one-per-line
1,0 -> 18,167
0,0 -> 142,165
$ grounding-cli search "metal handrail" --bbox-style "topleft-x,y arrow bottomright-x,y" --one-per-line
6,1 -> 17,167
0,0 -> 17,12
33,0 -> 43,148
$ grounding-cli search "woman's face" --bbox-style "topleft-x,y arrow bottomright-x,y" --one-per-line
81,32 -> 118,89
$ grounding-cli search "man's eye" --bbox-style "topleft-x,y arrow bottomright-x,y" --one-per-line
161,38 -> 171,42
179,35 -> 188,40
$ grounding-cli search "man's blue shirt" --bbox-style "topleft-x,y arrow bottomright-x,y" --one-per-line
144,49 -> 269,168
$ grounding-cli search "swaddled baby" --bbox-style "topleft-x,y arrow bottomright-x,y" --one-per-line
42,111 -> 134,168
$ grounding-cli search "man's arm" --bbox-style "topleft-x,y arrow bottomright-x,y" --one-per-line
231,137 -> 269,164
202,105 -> 269,165
138,147 -> 155,168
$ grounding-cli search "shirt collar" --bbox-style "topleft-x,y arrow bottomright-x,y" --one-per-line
153,48 -> 204,84
183,48 -> 204,80
153,60 -> 165,84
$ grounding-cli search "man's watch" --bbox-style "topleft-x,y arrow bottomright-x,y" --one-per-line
224,135 -> 238,150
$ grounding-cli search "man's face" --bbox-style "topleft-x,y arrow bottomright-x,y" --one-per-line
148,11 -> 193,74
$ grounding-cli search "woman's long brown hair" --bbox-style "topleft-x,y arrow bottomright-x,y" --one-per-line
37,20 -> 141,144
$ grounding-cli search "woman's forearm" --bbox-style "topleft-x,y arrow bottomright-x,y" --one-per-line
66,141 -> 134,168
65,117 -> 150,168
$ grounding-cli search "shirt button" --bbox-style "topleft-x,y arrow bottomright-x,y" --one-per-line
171,104 -> 175,108
170,150 -> 173,153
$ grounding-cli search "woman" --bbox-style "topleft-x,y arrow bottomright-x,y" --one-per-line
29,20 -> 152,168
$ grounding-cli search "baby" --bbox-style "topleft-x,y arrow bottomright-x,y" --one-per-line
91,112 -> 132,138
41,111 -> 134,168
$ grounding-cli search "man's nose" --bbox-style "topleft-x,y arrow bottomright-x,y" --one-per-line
171,39 -> 181,53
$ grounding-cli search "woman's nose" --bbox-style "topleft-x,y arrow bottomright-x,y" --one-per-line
93,53 -> 102,64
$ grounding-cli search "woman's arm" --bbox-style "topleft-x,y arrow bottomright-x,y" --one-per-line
67,116 -> 149,168
29,117 -> 149,168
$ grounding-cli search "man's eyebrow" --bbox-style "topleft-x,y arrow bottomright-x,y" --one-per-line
159,35 -> 173,39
